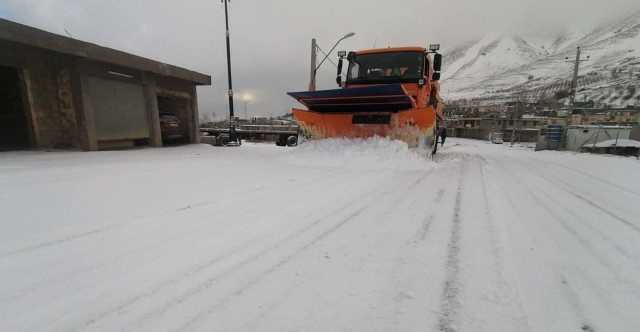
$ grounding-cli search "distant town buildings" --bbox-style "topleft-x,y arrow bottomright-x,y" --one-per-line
445,99 -> 640,145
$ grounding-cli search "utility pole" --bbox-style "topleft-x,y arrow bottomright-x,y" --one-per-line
511,88 -> 526,146
222,0 -> 238,144
511,102 -> 518,146
309,38 -> 317,91
566,47 -> 590,112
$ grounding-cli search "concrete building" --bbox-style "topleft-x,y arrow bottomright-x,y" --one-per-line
568,106 -> 640,126
565,125 -> 634,151
448,116 -> 544,142
0,18 -> 211,151
609,107 -> 640,124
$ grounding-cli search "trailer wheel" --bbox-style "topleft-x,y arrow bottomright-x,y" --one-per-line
212,135 -> 222,146
286,135 -> 298,147
275,135 -> 287,146
217,134 -> 230,146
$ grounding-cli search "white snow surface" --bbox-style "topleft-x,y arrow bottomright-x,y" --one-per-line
287,137 -> 427,171
1,138 -> 640,332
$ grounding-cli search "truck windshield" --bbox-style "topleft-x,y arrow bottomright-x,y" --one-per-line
347,52 -> 424,84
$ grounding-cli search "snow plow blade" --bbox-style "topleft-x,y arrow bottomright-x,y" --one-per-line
288,85 -> 436,148
287,84 -> 413,113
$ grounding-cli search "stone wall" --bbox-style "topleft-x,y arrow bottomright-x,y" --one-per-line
24,52 -> 79,148
1,41 -> 81,149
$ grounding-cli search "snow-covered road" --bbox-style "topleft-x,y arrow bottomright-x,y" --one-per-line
1,138 -> 639,332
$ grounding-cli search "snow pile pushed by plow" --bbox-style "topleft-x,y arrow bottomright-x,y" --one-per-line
286,137 -> 430,171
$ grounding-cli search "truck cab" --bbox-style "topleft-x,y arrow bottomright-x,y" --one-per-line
337,46 -> 443,110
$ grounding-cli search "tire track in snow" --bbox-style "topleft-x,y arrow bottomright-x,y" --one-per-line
526,156 -> 640,198
79,171 -> 431,331
389,180 -> 451,331
0,224 -> 122,259
492,156 -> 630,330
508,158 -> 639,263
1,171 -> 352,305
72,194 -> 372,332
437,163 -> 465,332
2,170 -> 355,297
0,171 -> 338,259
413,189 -> 445,242
538,193 -> 637,262
560,275 -> 599,332
173,206 -> 369,332
478,159 -> 532,331
527,184 -> 640,290
518,158 -> 640,235
151,170 -> 438,332
487,156 -> 593,331
499,157 -> 640,288
234,169 -> 441,332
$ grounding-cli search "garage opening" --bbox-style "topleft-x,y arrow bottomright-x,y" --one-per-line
0,66 -> 31,151
88,76 -> 150,149
157,96 -> 190,144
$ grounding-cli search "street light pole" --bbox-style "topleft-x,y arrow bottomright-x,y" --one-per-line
308,32 -> 355,91
309,38 -> 318,91
222,0 -> 238,143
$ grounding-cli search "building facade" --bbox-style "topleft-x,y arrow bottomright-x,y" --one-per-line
0,19 -> 211,151
565,125 -> 633,151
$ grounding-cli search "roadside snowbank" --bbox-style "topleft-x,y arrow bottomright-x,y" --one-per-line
286,137 -> 431,171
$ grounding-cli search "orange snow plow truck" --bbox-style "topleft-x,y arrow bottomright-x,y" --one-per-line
288,44 -> 445,153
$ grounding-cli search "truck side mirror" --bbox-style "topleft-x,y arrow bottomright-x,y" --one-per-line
336,57 -> 344,86
433,54 -> 442,72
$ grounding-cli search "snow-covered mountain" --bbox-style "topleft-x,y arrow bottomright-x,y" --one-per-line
442,10 -> 640,107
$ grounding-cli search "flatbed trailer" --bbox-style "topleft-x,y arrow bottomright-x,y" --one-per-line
200,124 -> 300,146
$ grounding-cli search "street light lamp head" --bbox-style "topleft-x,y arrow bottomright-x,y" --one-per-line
242,93 -> 253,102
343,32 -> 356,40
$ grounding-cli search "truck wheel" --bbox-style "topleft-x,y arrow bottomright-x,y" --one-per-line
432,137 -> 438,155
431,127 -> 439,156
286,135 -> 298,147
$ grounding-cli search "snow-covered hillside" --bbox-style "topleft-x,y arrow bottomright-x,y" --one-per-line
443,10 -> 640,106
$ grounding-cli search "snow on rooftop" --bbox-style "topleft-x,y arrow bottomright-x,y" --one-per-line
585,138 -> 640,148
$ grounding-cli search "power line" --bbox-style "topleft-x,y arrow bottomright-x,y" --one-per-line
316,45 -> 338,68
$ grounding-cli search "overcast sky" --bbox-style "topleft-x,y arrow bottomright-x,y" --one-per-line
2,0 -> 640,119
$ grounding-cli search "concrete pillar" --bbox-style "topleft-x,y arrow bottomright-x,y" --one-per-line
142,73 -> 162,147
190,85 -> 200,144
18,69 -> 40,148
73,62 -> 98,151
